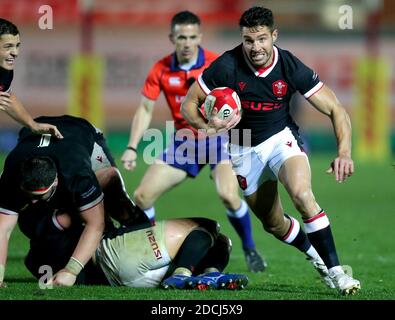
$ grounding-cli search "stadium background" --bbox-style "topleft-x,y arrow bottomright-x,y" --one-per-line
0,0 -> 394,300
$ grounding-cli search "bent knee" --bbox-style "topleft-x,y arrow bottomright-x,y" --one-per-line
133,188 -> 154,209
192,217 -> 220,239
217,189 -> 240,209
261,216 -> 288,237
290,188 -> 315,208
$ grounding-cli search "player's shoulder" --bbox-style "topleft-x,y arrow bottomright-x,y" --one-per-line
202,49 -> 220,62
276,46 -> 306,70
153,54 -> 172,70
209,45 -> 240,71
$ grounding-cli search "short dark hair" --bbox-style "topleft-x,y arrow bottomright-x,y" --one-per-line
171,11 -> 200,30
20,156 -> 57,192
239,7 -> 274,31
0,18 -> 19,37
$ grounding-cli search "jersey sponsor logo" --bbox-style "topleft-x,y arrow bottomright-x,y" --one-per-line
272,80 -> 288,97
286,141 -> 292,148
37,134 -> 51,147
236,175 -> 247,190
146,229 -> 162,260
96,155 -> 103,163
238,81 -> 247,91
169,77 -> 181,86
241,100 -> 283,111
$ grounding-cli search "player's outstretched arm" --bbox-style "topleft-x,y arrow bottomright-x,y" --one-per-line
308,85 -> 353,183
4,93 -> 63,139
0,213 -> 18,288
49,201 -> 105,287
10,94 -> 64,139
121,96 -> 155,171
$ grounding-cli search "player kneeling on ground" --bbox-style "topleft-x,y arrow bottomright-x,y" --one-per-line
26,214 -> 248,290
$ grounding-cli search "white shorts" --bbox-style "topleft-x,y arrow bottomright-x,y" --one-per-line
95,221 -> 172,287
229,127 -> 308,196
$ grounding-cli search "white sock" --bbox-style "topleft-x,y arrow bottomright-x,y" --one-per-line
328,265 -> 344,276
305,246 -> 323,262
226,199 -> 248,218
144,207 -> 155,220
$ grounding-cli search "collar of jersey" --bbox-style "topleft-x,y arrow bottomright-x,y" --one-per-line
242,45 -> 278,78
170,46 -> 205,72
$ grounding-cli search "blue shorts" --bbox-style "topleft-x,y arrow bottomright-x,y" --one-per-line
160,133 -> 230,177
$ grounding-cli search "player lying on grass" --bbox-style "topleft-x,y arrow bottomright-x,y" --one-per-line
25,213 -> 248,290
0,115 -> 150,288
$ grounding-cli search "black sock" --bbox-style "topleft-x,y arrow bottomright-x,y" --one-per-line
170,229 -> 213,274
278,214 -> 311,253
304,211 -> 340,269
195,234 -> 231,274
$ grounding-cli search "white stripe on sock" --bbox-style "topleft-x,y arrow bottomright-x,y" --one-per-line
304,213 -> 330,233
226,199 -> 248,218
144,207 -> 155,220
283,215 -> 300,243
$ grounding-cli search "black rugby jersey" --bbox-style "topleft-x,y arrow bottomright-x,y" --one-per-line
198,45 -> 323,146
0,66 -> 13,93
0,116 -> 104,230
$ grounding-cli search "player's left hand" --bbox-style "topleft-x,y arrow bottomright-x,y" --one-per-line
31,122 -> 64,139
326,155 -> 354,183
47,269 -> 77,287
207,108 -> 241,135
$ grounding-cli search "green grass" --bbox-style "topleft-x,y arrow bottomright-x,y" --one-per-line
0,151 -> 394,300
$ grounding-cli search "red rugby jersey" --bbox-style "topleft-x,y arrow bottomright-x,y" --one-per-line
141,47 -> 218,132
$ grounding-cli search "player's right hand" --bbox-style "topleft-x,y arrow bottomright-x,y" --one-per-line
47,269 -> 77,287
31,122 -> 64,139
121,149 -> 138,171
207,107 -> 241,135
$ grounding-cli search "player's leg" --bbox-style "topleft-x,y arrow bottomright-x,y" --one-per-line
191,233 -> 249,290
163,219 -> 248,290
161,218 -> 217,289
92,129 -> 150,227
278,155 -> 360,294
133,159 -> 187,223
211,160 -> 267,272
95,167 -> 150,228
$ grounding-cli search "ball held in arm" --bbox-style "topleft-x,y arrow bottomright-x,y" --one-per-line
203,87 -> 241,120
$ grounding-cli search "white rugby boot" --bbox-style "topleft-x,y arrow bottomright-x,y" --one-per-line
330,270 -> 361,295
307,257 -> 336,289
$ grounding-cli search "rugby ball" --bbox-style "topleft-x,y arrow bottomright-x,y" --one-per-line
204,87 -> 241,120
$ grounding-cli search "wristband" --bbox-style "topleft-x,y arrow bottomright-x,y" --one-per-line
65,257 -> 84,276
126,146 -> 137,153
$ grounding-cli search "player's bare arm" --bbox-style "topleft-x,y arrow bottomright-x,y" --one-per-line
121,96 -> 155,171
50,201 -> 105,287
0,213 -> 18,288
181,81 -> 207,129
308,85 -> 353,183
7,94 -> 63,139
181,82 -> 240,135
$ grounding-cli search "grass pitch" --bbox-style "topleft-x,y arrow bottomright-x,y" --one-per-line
0,151 -> 394,300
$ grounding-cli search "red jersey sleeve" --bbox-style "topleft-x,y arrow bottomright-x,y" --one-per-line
141,60 -> 164,101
